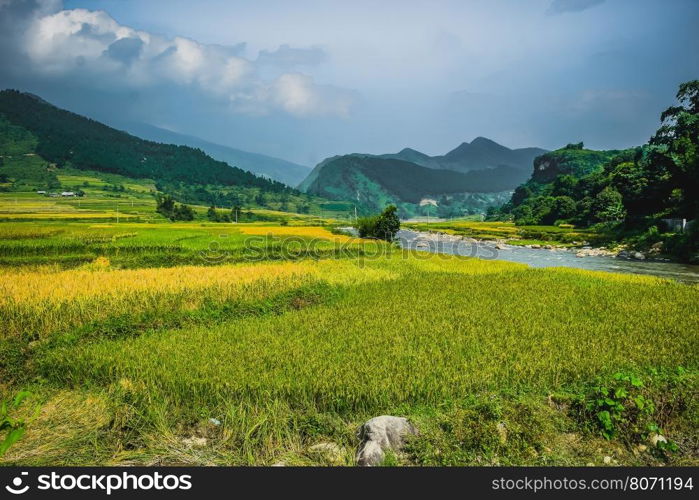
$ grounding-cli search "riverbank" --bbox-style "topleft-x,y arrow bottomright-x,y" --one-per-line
397,229 -> 699,284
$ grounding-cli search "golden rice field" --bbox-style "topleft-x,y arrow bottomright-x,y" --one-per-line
0,218 -> 697,467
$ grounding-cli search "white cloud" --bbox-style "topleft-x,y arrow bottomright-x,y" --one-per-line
5,0 -> 354,117
270,73 -> 353,117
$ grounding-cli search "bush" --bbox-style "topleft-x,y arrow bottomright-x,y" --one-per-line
571,369 -> 694,454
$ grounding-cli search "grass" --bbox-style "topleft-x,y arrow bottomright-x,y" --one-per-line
0,194 -> 697,466
404,220 -> 606,247
0,221 -> 379,268
1,244 -> 697,465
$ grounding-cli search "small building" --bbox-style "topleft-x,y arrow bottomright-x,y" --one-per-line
36,190 -> 46,194
61,191 -> 76,197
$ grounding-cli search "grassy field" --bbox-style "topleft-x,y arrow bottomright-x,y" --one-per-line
404,219 -> 609,247
0,194 -> 697,467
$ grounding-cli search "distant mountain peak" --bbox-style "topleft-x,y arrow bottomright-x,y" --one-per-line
398,147 -> 421,154
471,136 -> 498,146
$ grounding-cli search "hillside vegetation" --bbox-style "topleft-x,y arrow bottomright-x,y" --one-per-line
302,155 -> 520,217
0,90 -> 287,191
0,90 -> 350,219
494,81 -> 699,262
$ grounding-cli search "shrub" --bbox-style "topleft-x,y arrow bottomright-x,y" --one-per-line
572,370 -> 689,454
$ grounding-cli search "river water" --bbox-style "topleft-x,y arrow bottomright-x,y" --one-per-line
396,229 -> 699,284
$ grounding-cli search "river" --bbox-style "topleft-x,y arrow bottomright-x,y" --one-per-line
396,229 -> 699,284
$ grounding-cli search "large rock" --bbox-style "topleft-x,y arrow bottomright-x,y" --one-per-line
356,416 -> 417,466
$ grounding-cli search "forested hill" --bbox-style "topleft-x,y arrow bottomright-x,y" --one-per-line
0,90 -> 290,193
494,80 -> 699,262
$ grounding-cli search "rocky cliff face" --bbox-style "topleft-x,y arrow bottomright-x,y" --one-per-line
530,147 -> 624,183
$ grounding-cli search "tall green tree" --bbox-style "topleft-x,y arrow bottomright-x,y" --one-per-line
649,80 -> 699,219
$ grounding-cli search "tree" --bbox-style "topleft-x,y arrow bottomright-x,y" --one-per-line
511,185 -> 532,206
156,194 -> 195,221
650,80 -> 699,219
156,194 -> 176,219
551,196 -> 577,221
173,203 -> 195,221
355,205 -> 401,241
207,205 -> 219,221
375,205 -> 400,241
593,186 -> 626,222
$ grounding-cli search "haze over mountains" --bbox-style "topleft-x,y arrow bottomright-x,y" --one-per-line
116,122 -> 311,187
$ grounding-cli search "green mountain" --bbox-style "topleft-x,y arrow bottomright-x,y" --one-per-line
298,137 -> 546,216
116,121 -> 311,187
436,137 -> 547,172
0,89 -> 290,194
302,154 -> 521,217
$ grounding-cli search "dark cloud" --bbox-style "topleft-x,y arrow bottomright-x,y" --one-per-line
547,0 -> 605,15
104,37 -> 143,65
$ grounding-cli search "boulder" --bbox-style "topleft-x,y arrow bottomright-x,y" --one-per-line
632,251 -> 646,260
356,416 -> 417,466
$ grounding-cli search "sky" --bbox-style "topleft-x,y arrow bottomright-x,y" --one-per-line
0,0 -> 697,167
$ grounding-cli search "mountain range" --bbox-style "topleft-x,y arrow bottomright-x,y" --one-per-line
376,137 -> 546,172
298,138 -> 547,217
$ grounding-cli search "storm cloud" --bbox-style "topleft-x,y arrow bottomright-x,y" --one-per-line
0,0 -> 697,166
